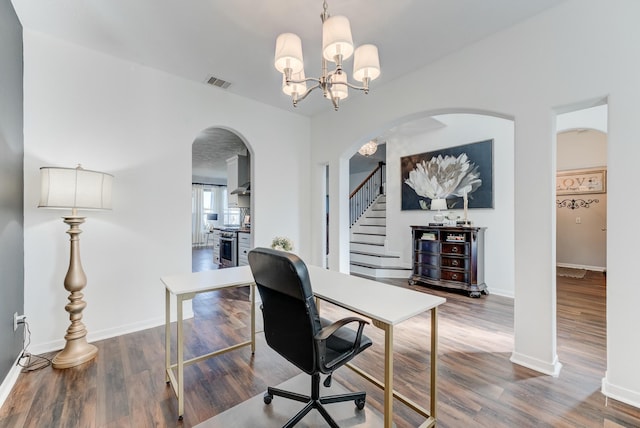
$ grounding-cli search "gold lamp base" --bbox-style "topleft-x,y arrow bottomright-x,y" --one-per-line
52,341 -> 97,369
53,215 -> 98,369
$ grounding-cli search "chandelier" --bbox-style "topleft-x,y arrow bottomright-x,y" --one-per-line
274,0 -> 380,111
358,140 -> 378,156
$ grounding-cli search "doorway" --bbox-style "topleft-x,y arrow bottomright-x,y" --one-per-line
555,103 -> 608,373
555,104 -> 608,273
191,127 -> 250,271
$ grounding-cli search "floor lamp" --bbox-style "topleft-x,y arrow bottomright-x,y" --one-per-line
38,165 -> 113,369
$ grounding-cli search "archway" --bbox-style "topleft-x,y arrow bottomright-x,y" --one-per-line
340,111 -> 516,297
191,126 -> 253,272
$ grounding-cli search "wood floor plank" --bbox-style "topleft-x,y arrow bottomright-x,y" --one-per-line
2,250 -> 639,427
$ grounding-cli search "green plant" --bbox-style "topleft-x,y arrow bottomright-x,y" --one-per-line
271,236 -> 293,251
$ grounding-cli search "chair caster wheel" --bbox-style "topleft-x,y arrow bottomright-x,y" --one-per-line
355,397 -> 366,410
264,393 -> 273,405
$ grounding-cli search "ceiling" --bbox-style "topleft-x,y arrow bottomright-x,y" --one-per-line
192,128 -> 247,183
12,0 -> 565,180
12,0 -> 566,117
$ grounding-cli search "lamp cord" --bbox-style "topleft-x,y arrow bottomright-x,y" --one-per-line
16,320 -> 52,372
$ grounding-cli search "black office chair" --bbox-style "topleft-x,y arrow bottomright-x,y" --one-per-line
248,247 -> 373,428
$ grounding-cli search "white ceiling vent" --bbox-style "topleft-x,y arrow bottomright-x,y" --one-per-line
205,76 -> 231,89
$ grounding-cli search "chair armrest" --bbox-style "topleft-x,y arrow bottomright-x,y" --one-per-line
315,316 -> 369,341
315,317 -> 369,372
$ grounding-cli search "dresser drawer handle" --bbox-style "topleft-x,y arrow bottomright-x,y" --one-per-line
451,247 -> 458,253
451,273 -> 458,280
451,260 -> 459,266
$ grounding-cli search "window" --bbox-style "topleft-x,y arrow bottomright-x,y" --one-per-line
203,189 -> 215,214
222,191 -> 241,226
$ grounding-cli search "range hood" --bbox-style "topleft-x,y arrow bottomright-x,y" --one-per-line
230,181 -> 250,195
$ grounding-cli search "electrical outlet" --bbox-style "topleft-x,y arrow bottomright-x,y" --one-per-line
576,217 -> 581,224
13,313 -> 26,331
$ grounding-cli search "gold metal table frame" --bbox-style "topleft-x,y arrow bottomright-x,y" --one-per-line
162,266 -> 256,420
308,266 -> 445,428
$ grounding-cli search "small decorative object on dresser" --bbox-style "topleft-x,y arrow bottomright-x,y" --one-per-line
409,225 -> 487,297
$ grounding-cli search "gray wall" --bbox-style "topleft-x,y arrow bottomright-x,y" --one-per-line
0,0 -> 24,382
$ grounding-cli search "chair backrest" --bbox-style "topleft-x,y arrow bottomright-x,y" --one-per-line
248,247 -> 322,374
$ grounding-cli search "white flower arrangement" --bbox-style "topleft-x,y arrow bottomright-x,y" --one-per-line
271,236 -> 293,252
405,153 -> 482,209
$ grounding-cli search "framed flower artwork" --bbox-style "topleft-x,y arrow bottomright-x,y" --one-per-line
401,139 -> 494,210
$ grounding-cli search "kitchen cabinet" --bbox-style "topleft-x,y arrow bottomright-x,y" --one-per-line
409,226 -> 487,297
237,231 -> 252,266
226,155 -> 250,208
212,229 -> 221,265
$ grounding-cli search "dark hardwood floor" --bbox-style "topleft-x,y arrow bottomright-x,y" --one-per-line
1,248 -> 639,427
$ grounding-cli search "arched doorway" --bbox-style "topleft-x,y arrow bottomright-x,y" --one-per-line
191,127 -> 252,272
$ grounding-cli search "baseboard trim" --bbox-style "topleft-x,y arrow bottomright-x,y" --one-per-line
0,353 -> 29,410
510,351 -> 562,377
556,262 -> 606,272
602,374 -> 640,409
28,307 -> 195,356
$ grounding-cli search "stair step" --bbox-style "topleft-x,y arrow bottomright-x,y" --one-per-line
350,264 -> 412,279
350,251 -> 399,259
350,241 -> 384,246
350,261 -> 409,270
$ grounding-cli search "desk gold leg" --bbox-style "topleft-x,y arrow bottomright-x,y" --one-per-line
177,296 -> 184,420
165,288 -> 170,383
250,283 -> 256,354
383,323 -> 394,428
430,307 -> 438,420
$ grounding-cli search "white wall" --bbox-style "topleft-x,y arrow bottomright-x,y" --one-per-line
386,114 -> 515,297
556,130 -> 607,270
22,31 -> 310,352
309,0 -> 640,407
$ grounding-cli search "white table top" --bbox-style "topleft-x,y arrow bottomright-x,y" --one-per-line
161,265 -> 254,295
161,264 -> 446,324
308,266 -> 446,325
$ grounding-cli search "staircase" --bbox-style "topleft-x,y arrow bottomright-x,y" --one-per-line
349,195 -> 413,278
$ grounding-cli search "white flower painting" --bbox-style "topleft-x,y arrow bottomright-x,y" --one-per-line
401,140 -> 493,210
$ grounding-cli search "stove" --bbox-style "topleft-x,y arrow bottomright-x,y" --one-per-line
219,229 -> 238,267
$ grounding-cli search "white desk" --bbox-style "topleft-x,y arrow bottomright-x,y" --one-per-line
162,265 -> 445,427
162,266 -> 256,420
308,266 -> 446,428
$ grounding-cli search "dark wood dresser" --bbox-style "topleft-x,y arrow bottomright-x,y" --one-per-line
409,225 -> 487,297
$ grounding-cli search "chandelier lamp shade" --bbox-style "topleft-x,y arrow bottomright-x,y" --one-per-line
274,0 -> 380,111
38,164 -> 113,369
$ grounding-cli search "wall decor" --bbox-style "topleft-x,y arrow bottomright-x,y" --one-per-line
556,168 -> 606,195
556,198 -> 599,210
401,139 -> 494,210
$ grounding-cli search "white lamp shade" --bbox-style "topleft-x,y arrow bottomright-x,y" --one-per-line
330,72 -> 349,100
353,44 -> 380,82
274,33 -> 304,74
282,70 -> 307,96
39,166 -> 113,210
322,15 -> 354,62
430,198 -> 447,211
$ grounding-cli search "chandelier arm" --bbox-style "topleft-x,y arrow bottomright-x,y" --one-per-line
295,83 -> 322,103
325,71 -> 368,92
343,81 -> 369,91
325,85 -> 340,110
287,77 -> 322,85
